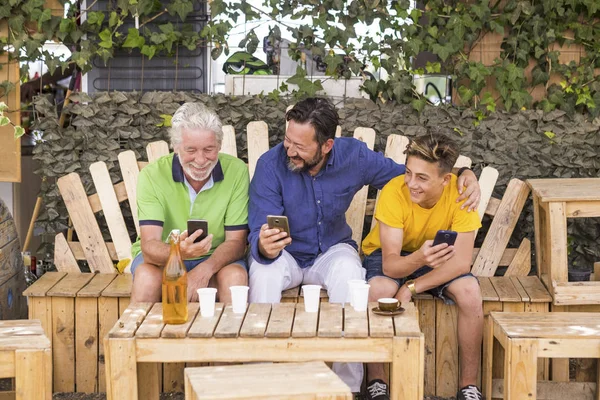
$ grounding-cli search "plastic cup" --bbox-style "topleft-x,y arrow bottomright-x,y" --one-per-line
352,283 -> 371,312
197,288 -> 217,318
230,285 -> 249,314
302,285 -> 322,313
347,279 -> 367,307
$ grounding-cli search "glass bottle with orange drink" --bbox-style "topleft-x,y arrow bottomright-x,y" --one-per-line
162,229 -> 188,324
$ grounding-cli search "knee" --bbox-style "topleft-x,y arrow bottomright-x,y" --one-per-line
329,256 -> 364,281
249,259 -> 285,286
217,264 -> 248,287
452,278 -> 483,313
132,264 -> 162,302
368,278 -> 398,301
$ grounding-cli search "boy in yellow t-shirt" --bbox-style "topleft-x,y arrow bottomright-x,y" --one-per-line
361,134 -> 483,400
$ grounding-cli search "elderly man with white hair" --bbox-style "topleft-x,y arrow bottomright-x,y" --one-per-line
130,102 -> 249,303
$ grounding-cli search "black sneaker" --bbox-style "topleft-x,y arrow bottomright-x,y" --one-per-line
365,379 -> 389,400
456,385 -> 483,400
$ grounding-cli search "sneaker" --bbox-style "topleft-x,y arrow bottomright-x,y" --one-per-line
365,379 -> 389,400
456,385 -> 483,400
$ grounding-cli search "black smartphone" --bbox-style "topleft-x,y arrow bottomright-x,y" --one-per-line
187,219 -> 209,243
432,230 -> 457,247
267,215 -> 290,239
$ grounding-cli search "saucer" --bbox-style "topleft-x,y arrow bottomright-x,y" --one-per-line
371,306 -> 405,316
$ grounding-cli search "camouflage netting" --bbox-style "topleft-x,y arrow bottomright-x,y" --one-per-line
31,92 -> 600,272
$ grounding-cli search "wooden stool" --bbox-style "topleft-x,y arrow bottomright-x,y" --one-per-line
184,361 -> 352,400
0,320 -> 52,399
484,311 -> 600,400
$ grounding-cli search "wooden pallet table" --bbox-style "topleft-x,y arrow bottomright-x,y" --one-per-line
105,301 -> 424,400
485,312 -> 600,400
0,320 -> 52,400
527,178 -> 600,305
184,361 -> 352,399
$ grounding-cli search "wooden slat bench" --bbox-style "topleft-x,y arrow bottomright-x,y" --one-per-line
184,361 -> 352,399
46,120 -> 542,395
105,301 -> 424,400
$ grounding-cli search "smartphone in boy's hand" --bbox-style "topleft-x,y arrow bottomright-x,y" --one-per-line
432,230 -> 457,247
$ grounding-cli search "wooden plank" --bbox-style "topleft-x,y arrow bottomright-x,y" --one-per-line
98,297 -> 119,393
505,238 -> 531,276
47,273 -> 95,297
527,178 -> 600,202
146,140 -> 169,163
28,297 -> 53,346
518,277 -> 552,303
472,178 -> 530,276
367,301 -> 395,338
163,363 -> 185,393
77,274 -> 118,297
393,302 -> 421,335
188,303 -> 225,338
281,286 -> 300,302
0,53 -> 21,182
477,166 -> 499,222
504,339 -> 537,399
240,303 -> 271,338
489,277 -> 521,303
108,303 -> 152,338
477,277 -> 499,301
117,149 -> 141,236
221,125 -> 238,157
435,301 -> 458,397
69,241 -> 119,261
344,304 -> 368,338
492,379 -> 597,400
565,201 -> 600,218
482,301 -> 502,399
161,303 -> 200,338
265,302 -> 295,338
87,181 -> 128,214
346,127 -> 375,248
137,363 -> 161,400
22,271 -> 67,297
509,276 -> 530,302
119,297 -> 131,315
548,202 -> 569,283
247,120 -> 269,179
57,173 -> 115,273
90,161 -> 132,262
102,273 -> 132,297
414,298 -> 436,396
75,297 -> 99,393
213,305 -> 245,338
105,338 -> 139,399
392,335 -> 425,400
455,155 -> 472,169
15,349 -> 51,400
317,302 -> 343,338
53,233 -> 81,272
552,282 -> 600,305
136,303 -> 165,338
52,297 -> 75,392
485,197 -> 501,217
292,302 -> 319,338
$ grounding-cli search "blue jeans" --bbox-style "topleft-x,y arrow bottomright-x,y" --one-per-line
362,249 -> 477,304
130,253 -> 248,276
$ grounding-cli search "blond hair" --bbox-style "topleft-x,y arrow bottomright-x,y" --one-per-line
405,133 -> 459,173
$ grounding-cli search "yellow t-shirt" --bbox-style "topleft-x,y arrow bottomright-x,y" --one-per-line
362,174 -> 482,255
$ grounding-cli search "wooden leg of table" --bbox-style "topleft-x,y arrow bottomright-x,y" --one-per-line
391,335 -> 424,400
105,338 -> 138,400
547,202 -> 568,284
15,349 -> 46,400
482,315 -> 496,400
184,371 -> 193,400
138,363 -> 160,400
504,339 -> 537,400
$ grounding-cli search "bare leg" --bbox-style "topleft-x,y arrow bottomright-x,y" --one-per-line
367,277 -> 400,383
131,263 -> 162,302
445,277 -> 484,388
212,263 -> 248,303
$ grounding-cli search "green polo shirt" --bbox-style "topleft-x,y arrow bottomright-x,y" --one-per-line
131,152 -> 249,260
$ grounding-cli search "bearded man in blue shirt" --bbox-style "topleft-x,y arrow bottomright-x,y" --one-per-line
247,97 -> 480,397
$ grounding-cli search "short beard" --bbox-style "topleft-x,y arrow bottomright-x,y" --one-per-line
182,160 -> 215,182
287,151 -> 323,173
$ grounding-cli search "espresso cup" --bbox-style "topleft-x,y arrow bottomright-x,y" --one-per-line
378,298 -> 400,312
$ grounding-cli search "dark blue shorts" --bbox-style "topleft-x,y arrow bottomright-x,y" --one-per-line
362,249 -> 477,304
130,253 -> 248,276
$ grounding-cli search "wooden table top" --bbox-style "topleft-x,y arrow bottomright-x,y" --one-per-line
108,301 -> 420,340
527,178 -> 600,202
491,311 -> 600,339
0,320 -> 50,350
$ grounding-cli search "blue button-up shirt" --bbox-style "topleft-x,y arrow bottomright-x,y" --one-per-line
248,137 -> 405,268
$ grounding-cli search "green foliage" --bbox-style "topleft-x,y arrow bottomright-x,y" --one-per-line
1,0 -> 600,116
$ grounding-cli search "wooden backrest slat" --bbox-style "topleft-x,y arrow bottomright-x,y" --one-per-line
57,173 -> 115,273
88,182 -> 128,214
477,167 -> 500,222
221,125 -> 238,157
89,161 -> 132,262
69,241 -> 118,261
346,127 -> 376,247
454,155 -> 472,169
54,232 -> 82,273
247,121 -> 269,180
118,150 -> 141,236
472,178 -> 530,276
146,141 -> 169,163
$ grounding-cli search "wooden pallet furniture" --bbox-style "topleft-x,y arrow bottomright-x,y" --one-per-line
105,301 -> 424,400
0,320 -> 52,400
184,361 -> 352,400
485,312 -> 600,400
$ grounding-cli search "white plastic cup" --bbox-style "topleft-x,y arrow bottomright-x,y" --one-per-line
197,288 -> 217,318
230,285 -> 249,314
347,279 -> 367,307
352,283 -> 371,312
302,284 -> 322,313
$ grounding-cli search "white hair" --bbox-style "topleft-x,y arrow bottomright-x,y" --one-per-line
169,102 -> 223,148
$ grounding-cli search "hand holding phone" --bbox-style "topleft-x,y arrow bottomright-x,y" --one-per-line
432,230 -> 457,247
420,230 -> 457,268
259,215 -> 292,259
267,215 -> 290,239
187,220 -> 209,243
